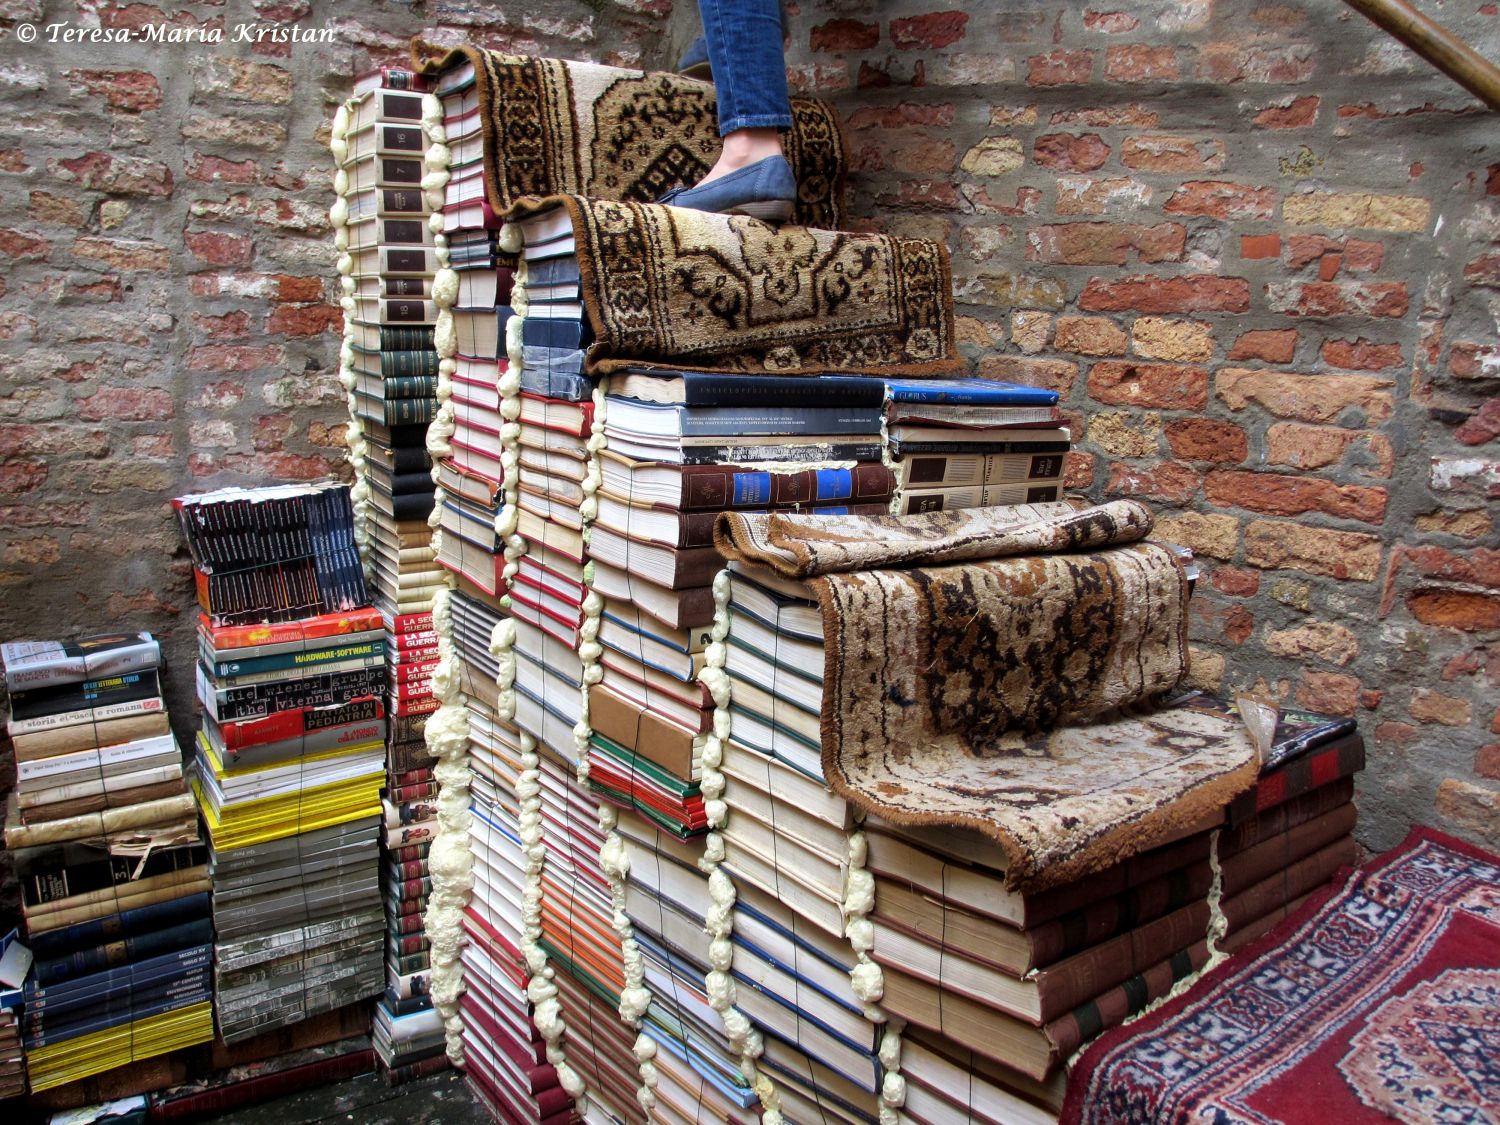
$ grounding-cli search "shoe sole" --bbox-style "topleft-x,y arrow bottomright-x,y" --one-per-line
728,199 -> 794,223
677,62 -> 712,81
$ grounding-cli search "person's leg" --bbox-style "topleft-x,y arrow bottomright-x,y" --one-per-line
697,0 -> 790,183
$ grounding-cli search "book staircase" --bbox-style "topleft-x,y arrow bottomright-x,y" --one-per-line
323,48 -> 1367,1125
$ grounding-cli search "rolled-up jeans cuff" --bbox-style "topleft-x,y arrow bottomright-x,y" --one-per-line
718,113 -> 793,135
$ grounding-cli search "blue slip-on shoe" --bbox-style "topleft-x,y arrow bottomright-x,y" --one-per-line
657,155 -> 796,223
677,35 -> 712,80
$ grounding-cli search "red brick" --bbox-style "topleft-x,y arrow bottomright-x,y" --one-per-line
1027,222 -> 1184,265
0,462 -> 48,494
1165,418 -> 1249,463
1079,274 -> 1251,313
1322,338 -> 1404,370
1318,253 -> 1343,281
1456,398 -> 1500,447
1064,450 -> 1096,489
254,414 -> 295,452
184,230 -> 253,268
1164,181 -> 1276,220
1032,133 -> 1110,172
978,355 -> 1079,396
276,275 -> 325,302
77,386 -> 174,422
1343,239 -> 1384,272
857,62 -> 892,88
1051,105 -> 1159,127
187,344 -> 282,372
1055,176 -> 1152,216
1407,589 -> 1500,630
811,19 -> 880,51
1205,470 -> 1388,523
1267,423 -> 1394,475
1451,341 -> 1500,380
1295,670 -> 1361,717
1028,49 -> 1094,86
1088,361 -> 1209,408
187,154 -> 259,184
267,304 -> 342,336
53,152 -> 172,197
1104,45 -> 1179,81
852,135 -> 955,174
0,228 -> 50,262
1241,233 -> 1281,260
1105,461 -> 1201,504
1197,42 -> 1315,84
1400,545 -> 1500,589
890,11 -> 968,50
1464,252 -> 1500,288
1286,235 -> 1342,270
0,149 -> 29,173
1230,328 -> 1297,363
1253,95 -> 1319,128
1210,566 -> 1261,597
1054,316 -> 1127,356
193,310 -> 251,341
845,104 -> 955,129
1121,135 -> 1224,172
1266,281 -> 1409,318
1084,9 -> 1140,33
882,181 -> 963,210
1218,367 -> 1394,423
65,69 -> 162,113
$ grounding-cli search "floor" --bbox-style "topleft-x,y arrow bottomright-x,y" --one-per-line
200,1068 -> 494,1124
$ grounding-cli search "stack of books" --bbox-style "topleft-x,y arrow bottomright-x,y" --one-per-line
342,66 -> 443,582
866,713 -> 1362,1120
4,633 -> 170,825
884,378 -> 1069,515
616,810 -> 761,1123
176,484 -> 387,1044
1,633 -> 215,1093
0,934 -> 22,1100
433,58 -> 508,599
589,365 -> 895,841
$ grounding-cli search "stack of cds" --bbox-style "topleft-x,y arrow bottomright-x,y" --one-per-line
177,483 -> 387,1044
1,633 -> 213,1092
883,378 -> 1069,515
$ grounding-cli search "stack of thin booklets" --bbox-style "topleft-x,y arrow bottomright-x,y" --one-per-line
589,359 -> 896,841
721,561 -> 1365,1121
884,378 -> 1070,515
1,632 -> 214,1093
177,483 -> 386,1044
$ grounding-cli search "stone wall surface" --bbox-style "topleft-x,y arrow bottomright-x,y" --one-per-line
0,0 -> 1494,915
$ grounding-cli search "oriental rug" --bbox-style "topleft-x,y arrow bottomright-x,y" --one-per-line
410,44 -> 847,230
521,196 -> 958,376
1063,827 -> 1500,1125
715,501 -> 1258,892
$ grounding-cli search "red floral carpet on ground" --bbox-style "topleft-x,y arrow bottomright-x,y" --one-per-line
1062,827 -> 1500,1125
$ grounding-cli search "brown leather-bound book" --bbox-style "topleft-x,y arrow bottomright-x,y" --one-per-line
873,857 -> 1215,975
1218,777 -> 1354,856
1227,732 -> 1363,825
873,897 -> 1211,1026
881,940 -> 1211,1082
1220,801 -> 1357,899
1221,835 -> 1358,943
18,778 -> 187,826
587,683 -> 701,783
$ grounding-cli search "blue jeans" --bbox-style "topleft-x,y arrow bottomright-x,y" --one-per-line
698,0 -> 792,135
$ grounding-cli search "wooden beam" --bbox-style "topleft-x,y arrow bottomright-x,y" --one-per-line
1342,0 -> 1500,110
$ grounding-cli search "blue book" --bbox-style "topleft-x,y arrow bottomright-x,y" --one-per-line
23,963 -> 209,1030
32,917 -> 214,987
524,257 -> 582,286
884,377 -> 1059,405
607,397 -> 883,438
521,345 -> 586,378
519,365 -> 593,402
24,944 -> 211,1006
522,316 -> 588,350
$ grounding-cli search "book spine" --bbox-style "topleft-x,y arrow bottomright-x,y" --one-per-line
676,405 -> 883,437
1045,940 -> 1210,1067
379,325 -> 436,350
24,983 -> 210,1049
384,396 -> 437,426
1218,777 -> 1355,857
1034,900 -> 1211,1019
891,438 -> 1071,455
32,917 -> 214,987
25,944 -> 212,1005
1221,836 -> 1356,937
381,375 -> 439,400
210,667 -> 386,722
1026,859 -> 1215,970
28,891 -> 212,961
7,693 -> 164,736
1219,802 -> 1359,899
1228,733 -> 1365,826
211,638 -> 387,680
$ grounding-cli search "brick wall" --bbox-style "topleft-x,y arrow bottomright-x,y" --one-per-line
0,0 -> 1493,893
